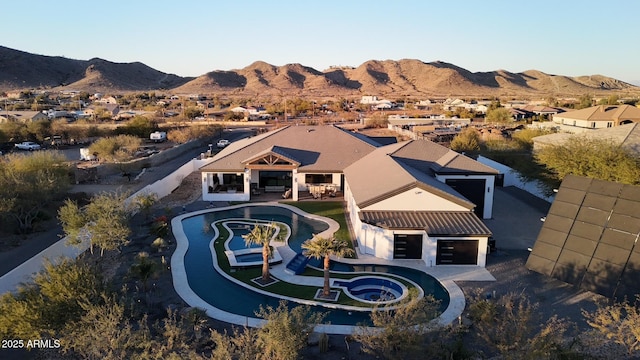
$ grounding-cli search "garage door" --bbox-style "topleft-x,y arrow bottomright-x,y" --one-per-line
445,179 -> 486,218
436,240 -> 478,265
394,234 -> 422,259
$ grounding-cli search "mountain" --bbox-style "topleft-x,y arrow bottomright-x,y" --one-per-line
0,46 -> 191,91
1,46 -> 638,97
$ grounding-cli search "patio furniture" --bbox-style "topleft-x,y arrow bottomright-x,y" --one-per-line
282,188 -> 292,199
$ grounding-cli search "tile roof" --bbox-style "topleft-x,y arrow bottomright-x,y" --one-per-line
200,125 -> 379,172
359,210 -> 492,236
533,123 -> 640,156
554,105 -> 640,122
526,175 -> 640,300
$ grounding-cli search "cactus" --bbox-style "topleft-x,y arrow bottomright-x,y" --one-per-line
319,332 -> 329,353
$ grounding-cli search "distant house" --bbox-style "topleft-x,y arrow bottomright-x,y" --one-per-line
0,111 -> 48,123
360,96 -> 379,104
532,123 -> 640,157
517,105 -> 564,118
551,104 -> 640,131
230,106 -> 258,115
96,96 -> 118,105
104,104 -> 120,117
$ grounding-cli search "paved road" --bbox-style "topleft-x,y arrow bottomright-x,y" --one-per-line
483,186 -> 551,251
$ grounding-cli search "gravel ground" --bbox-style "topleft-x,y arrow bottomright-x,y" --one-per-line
458,248 -> 604,330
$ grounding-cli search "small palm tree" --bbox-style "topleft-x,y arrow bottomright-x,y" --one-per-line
242,222 -> 277,283
302,235 -> 354,298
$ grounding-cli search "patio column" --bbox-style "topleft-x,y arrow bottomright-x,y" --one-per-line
292,168 -> 299,201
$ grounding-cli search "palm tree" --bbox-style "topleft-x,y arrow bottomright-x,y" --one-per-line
302,235 -> 354,298
242,222 -> 277,283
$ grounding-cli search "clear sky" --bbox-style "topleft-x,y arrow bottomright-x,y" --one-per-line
4,0 -> 640,84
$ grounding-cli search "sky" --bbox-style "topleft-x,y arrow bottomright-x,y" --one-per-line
4,0 -> 640,84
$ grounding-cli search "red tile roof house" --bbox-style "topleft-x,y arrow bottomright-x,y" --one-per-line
199,125 -> 498,267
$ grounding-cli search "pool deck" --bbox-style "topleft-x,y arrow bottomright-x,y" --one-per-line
171,202 -> 495,335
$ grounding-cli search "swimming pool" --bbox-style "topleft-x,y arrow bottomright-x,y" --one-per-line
334,276 -> 407,304
172,204 -> 450,332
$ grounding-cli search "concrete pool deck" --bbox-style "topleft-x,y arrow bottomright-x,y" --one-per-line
171,202 -> 495,335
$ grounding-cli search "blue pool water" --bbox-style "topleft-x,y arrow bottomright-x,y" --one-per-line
226,228 -> 262,251
180,205 -> 449,326
235,253 -> 264,263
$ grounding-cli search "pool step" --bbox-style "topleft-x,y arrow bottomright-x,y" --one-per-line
285,253 -> 310,275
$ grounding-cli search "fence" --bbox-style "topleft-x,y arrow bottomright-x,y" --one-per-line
0,156 -> 213,294
477,155 -> 555,203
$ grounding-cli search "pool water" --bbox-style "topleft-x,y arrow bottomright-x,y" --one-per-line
179,205 -> 449,326
235,253 -> 263,263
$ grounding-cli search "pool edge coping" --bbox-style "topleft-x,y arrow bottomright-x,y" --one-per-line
170,201 -> 468,335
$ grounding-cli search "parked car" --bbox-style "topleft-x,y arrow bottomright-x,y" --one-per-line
14,141 -> 41,151
216,139 -> 230,148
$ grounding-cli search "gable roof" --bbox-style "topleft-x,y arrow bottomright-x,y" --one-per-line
388,140 -> 500,175
555,105 -> 640,122
343,140 -> 482,209
525,175 -> 640,300
200,125 -> 379,173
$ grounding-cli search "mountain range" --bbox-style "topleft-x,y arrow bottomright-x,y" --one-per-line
1,46 -> 638,98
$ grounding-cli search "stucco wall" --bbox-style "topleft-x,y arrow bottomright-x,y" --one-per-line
477,156 -> 555,203
361,187 -> 469,212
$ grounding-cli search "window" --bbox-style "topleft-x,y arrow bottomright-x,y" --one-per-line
607,122 -> 613,128
591,122 -> 596,128
305,173 -> 332,184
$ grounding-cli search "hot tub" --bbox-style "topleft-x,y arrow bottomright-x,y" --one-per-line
333,276 -> 408,305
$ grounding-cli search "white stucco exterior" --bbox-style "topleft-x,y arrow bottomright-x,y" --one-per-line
361,187 -> 470,212
344,180 -> 490,267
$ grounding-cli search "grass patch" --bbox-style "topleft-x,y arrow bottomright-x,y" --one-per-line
282,201 -> 354,256
211,220 -> 417,308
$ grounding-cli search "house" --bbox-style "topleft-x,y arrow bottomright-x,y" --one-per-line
526,175 -> 640,300
344,140 -> 498,266
199,125 -> 379,202
551,104 -> 640,131
199,125 -> 498,267
96,96 -> 118,105
0,111 -> 49,123
532,123 -> 640,157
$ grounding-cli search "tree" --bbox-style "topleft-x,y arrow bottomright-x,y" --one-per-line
0,258 -> 106,340
467,292 -> 573,359
115,115 -> 156,138
485,107 -> 512,123
134,192 -> 158,220
576,94 -> 593,109
534,136 -> 640,185
255,300 -> 326,360
354,293 -> 442,360
0,151 -> 70,233
88,134 -> 142,162
301,235 -> 354,298
582,296 -> 640,357
129,252 -> 161,292
184,106 -> 204,120
450,127 -> 481,153
242,223 -> 277,283
61,293 -> 142,359
59,191 -> 133,256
